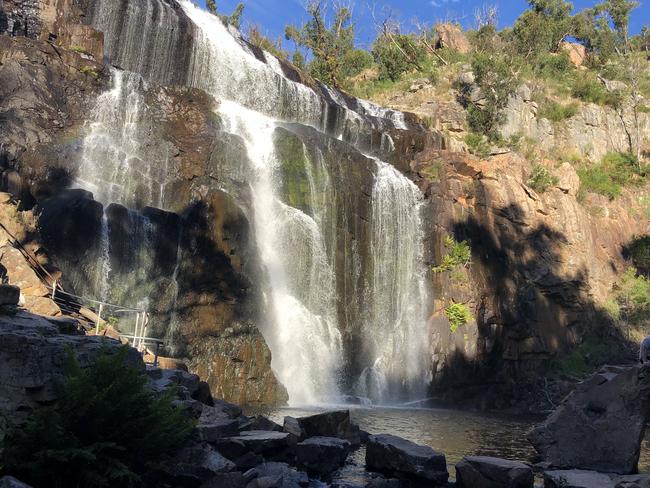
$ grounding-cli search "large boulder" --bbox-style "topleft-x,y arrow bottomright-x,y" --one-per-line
283,410 -> 360,444
528,365 -> 650,474
455,456 -> 533,488
295,436 -> 351,475
0,477 -> 33,488
365,434 -> 448,485
435,23 -> 471,54
544,469 -> 650,488
243,462 -> 308,488
560,41 -> 587,67
0,310 -> 143,432
164,441 -> 236,485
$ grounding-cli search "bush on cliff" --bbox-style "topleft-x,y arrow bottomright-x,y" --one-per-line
1,346 -> 194,488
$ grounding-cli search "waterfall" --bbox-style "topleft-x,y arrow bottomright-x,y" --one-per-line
80,0 -> 432,405
218,101 -> 343,404
358,160 -> 430,403
76,69 -> 172,210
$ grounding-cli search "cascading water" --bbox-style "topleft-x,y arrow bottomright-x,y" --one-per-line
218,101 -> 343,404
76,69 -> 172,210
357,160 -> 430,403
81,0 -> 432,405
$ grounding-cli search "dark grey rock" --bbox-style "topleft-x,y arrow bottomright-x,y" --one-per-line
296,436 -> 351,474
194,417 -> 241,442
244,462 -> 308,488
166,441 -> 236,484
249,415 -> 283,432
0,477 -> 33,488
543,469 -> 650,488
233,451 -> 264,470
365,434 -> 448,485
529,365 -> 650,474
283,410 -> 361,444
455,456 -> 533,488
199,472 -> 247,488
0,285 -> 20,306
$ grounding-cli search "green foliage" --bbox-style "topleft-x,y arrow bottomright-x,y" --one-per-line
433,235 -> 471,273
605,0 -> 639,52
538,100 -> 579,122
461,52 -> 518,139
285,1 -> 355,87
578,152 -> 646,200
372,34 -> 425,82
571,73 -> 619,106
445,302 -> 474,333
464,133 -> 491,159
70,45 -> 91,56
247,25 -> 289,61
528,164 -> 559,192
2,347 -> 193,488
625,235 -> 650,274
556,339 -> 619,377
613,267 -> 650,325
536,52 -> 574,77
512,0 -> 573,58
206,1 -> 244,28
79,66 -> 100,79
340,49 -> 374,79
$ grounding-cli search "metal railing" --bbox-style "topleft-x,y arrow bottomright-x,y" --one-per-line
0,216 -> 164,365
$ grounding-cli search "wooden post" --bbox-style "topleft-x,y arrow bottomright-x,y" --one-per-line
95,303 -> 103,335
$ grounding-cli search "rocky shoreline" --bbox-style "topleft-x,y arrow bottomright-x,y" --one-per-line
1,294 -> 649,488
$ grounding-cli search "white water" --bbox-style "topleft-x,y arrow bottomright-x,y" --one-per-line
358,160 -> 430,403
76,69 -> 171,210
218,101 -> 343,404
82,0 -> 431,405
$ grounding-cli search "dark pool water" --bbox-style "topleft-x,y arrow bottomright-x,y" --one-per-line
252,404 -> 650,482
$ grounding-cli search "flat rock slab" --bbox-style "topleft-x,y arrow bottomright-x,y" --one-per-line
296,436 -> 351,474
366,434 -> 448,485
529,365 -> 650,474
544,469 -> 650,488
456,456 -> 533,488
223,430 -> 291,454
283,410 -> 361,444
194,417 -> 240,442
166,441 -> 235,483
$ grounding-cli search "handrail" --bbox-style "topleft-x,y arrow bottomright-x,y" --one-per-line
0,202 -> 162,365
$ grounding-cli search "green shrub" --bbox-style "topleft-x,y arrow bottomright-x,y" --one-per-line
372,34 -> 425,82
578,152 -> 647,200
433,235 -> 471,273
537,52 -> 574,77
464,132 -> 491,159
528,164 -> 559,193
617,267 -> 650,324
2,346 -> 194,488
70,45 -> 91,56
79,66 -> 100,79
571,74 -> 619,106
341,49 -> 374,79
556,340 -> 618,378
446,303 -> 474,333
624,235 -> 650,274
538,100 -> 579,122
462,52 -> 518,140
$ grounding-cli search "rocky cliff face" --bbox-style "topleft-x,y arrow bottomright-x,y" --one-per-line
1,0 -> 648,411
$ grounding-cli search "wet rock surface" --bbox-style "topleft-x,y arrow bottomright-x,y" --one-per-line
543,469 -> 650,488
455,456 -> 534,488
365,434 -> 449,485
296,437 -> 352,475
529,365 -> 650,474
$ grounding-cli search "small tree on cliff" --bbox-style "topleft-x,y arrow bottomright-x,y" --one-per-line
512,0 -> 573,58
604,0 -> 639,53
205,0 -> 245,29
285,0 -> 355,87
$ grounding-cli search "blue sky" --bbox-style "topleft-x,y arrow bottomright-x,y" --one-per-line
205,0 -> 648,49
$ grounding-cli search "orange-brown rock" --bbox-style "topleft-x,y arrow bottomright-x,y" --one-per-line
560,41 -> 587,68
435,23 -> 471,54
